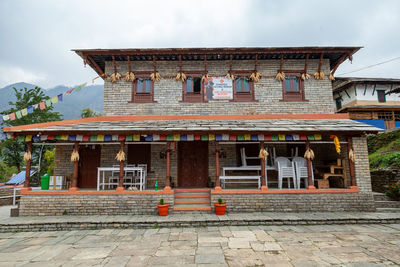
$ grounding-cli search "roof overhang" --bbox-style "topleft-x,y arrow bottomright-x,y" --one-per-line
73,46 -> 361,77
333,77 -> 400,92
3,114 -> 380,136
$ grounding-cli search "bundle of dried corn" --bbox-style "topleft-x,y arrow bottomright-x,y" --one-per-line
175,72 -> 187,82
201,73 -> 210,82
330,135 -> 341,154
70,150 -> 80,162
313,71 -> 325,80
301,73 -> 311,80
23,151 -> 32,162
250,72 -> 261,82
275,72 -> 285,81
329,73 -> 335,81
124,72 -> 135,82
304,148 -> 315,160
110,72 -> 122,83
115,150 -> 126,162
349,149 -> 356,162
258,148 -> 269,160
225,73 -> 235,80
150,72 -> 161,82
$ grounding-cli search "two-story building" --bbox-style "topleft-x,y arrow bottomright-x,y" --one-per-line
333,77 -> 400,130
4,47 -> 379,216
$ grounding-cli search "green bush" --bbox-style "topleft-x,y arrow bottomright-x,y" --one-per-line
0,162 -> 18,183
386,182 -> 400,201
159,198 -> 164,205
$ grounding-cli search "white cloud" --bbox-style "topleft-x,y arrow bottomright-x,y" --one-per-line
0,64 -> 46,88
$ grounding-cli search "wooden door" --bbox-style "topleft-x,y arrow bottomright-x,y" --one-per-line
78,146 -> 101,188
178,141 -> 208,188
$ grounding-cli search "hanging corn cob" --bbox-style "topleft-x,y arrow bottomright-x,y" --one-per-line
329,73 -> 335,81
330,135 -> 341,154
23,151 -> 32,162
250,71 -> 261,82
150,72 -> 161,81
124,72 -> 135,82
70,150 -> 80,162
175,72 -> 187,82
225,73 -> 235,80
313,71 -> 325,80
304,148 -> 315,160
201,73 -> 210,82
110,56 -> 121,83
275,72 -> 285,81
258,148 -> 269,160
115,150 -> 126,162
349,149 -> 356,162
301,54 -> 310,81
301,73 -> 311,80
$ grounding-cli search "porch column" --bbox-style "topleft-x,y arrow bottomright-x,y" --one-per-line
306,140 -> 316,189
22,141 -> 32,192
116,140 -> 125,191
164,141 -> 172,191
260,141 -> 268,191
69,141 -> 80,192
214,141 -> 221,190
347,136 -> 357,188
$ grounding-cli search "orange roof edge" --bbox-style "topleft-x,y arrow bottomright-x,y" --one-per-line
3,113 -> 350,132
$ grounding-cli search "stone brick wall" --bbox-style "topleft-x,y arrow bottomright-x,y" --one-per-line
353,136 -> 373,193
211,192 -> 376,212
370,168 -> 400,193
0,188 -> 18,206
54,145 -> 74,176
103,59 -> 335,116
19,194 -> 174,216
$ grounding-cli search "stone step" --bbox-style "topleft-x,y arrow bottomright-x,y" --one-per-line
374,201 -> 400,209
376,208 -> 400,213
175,200 -> 211,205
173,206 -> 212,211
174,194 -> 210,199
174,189 -> 211,193
373,192 -> 392,201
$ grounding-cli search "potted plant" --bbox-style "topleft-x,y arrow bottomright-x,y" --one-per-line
214,198 -> 227,215
157,198 -> 170,216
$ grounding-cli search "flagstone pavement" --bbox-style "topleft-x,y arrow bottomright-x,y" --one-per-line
0,223 -> 399,266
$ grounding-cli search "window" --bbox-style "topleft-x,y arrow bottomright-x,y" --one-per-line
280,72 -> 307,102
335,98 -> 342,110
377,90 -> 386,103
182,73 -> 204,103
231,73 -> 256,102
130,73 -> 155,103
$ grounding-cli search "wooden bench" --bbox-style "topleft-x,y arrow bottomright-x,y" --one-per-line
220,176 -> 261,189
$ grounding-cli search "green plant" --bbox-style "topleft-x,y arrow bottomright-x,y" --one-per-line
62,210 -> 68,215
12,229 -> 22,233
217,198 -> 224,205
153,223 -> 159,229
386,182 -> 400,201
159,198 -> 164,205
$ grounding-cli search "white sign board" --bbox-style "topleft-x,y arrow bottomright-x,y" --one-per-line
204,76 -> 233,100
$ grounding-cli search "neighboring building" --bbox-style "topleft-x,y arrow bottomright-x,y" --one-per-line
4,47 -> 380,216
333,77 -> 400,130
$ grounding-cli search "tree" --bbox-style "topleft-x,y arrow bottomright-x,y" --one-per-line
0,87 -> 62,175
80,107 -> 100,118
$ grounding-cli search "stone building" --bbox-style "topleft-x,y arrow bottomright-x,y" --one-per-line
4,47 -> 380,215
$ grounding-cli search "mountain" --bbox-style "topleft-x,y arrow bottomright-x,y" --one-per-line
0,83 -> 103,120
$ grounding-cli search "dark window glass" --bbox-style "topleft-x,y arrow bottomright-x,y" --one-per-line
336,98 -> 342,110
284,77 -> 291,92
235,78 -> 242,92
243,77 -> 250,92
377,90 -> 386,103
292,77 -> 299,92
193,78 -> 201,93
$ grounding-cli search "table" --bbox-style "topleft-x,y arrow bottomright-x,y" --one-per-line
222,165 -> 276,186
97,167 -> 144,191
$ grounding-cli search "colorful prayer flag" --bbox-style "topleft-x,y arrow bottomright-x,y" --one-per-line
15,111 -> 22,119
153,134 -> 160,141
258,134 -> 264,141
118,135 -> 126,141
307,134 -> 315,141
173,134 -> 180,141
167,135 -> 174,141
271,135 -> 279,141
264,135 -> 272,140
215,134 -> 222,141
73,83 -> 87,92
68,135 -> 76,141
82,135 -> 90,141
229,134 -> 236,141
17,136 -> 25,142
51,96 -> 58,104
187,134 -> 194,141
57,94 -> 63,102
180,134 -> 187,141
285,135 -> 293,141
76,135 -> 83,141
201,134 -> 208,141
89,135 -> 97,141
300,135 -> 307,140
222,134 -> 229,141
39,102 -> 46,110
133,134 -> 140,141
21,108 -> 28,116
159,134 -> 166,141
111,135 -> 118,141
314,134 -> 322,140
208,134 -> 215,141
292,134 -> 300,141
65,89 -> 73,94
97,135 -> 104,141
33,135 -> 40,142
126,135 -> 133,141
45,99 -> 52,107
0,116 -> 2,124
251,134 -> 258,141
237,134 -> 244,141
194,134 -> 201,141
25,135 -> 32,141
145,135 -> 153,141
33,104 -> 38,110
104,135 -> 112,141
47,135 -> 55,140
278,134 -> 285,141
244,134 -> 251,141
27,106 -> 34,114
3,115 -> 9,121
40,135 -> 48,141
9,113 -> 15,120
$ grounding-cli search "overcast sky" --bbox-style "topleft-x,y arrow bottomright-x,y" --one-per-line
0,0 -> 399,89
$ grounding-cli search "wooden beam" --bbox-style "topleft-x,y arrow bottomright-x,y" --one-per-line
372,84 -> 376,95
165,142 -> 172,191
345,89 -> 351,98
117,140 -> 125,191
24,141 -> 32,189
363,84 -> 367,95
71,141 -> 79,191
86,56 -> 104,77
304,54 -> 309,74
330,53 -> 349,75
215,141 -> 220,188
347,136 -> 356,187
306,140 -> 316,189
260,141 -> 267,190
317,53 -> 324,73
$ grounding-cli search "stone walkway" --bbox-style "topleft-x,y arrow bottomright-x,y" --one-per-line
0,223 -> 399,266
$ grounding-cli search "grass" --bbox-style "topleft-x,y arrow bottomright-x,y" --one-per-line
368,130 -> 400,170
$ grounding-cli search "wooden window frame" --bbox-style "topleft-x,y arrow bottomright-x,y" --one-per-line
377,90 -> 386,103
230,71 -> 257,102
280,70 -> 308,102
181,71 -> 206,103
129,72 -> 156,103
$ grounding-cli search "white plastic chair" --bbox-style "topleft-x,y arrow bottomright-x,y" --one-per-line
137,164 -> 147,190
107,165 -> 120,189
275,157 -> 296,189
240,147 -> 259,167
292,157 -> 314,189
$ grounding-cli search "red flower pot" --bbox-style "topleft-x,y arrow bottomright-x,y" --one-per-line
157,204 -> 170,216
214,203 -> 227,215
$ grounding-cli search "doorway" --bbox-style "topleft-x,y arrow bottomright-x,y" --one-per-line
178,141 -> 208,188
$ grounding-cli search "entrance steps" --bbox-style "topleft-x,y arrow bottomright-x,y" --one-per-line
373,192 -> 400,212
173,189 -> 211,212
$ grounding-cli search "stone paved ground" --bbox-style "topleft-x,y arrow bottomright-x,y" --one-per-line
0,224 -> 399,266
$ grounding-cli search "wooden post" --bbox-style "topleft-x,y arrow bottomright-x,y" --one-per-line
116,140 -> 125,191
260,141 -> 268,191
347,136 -> 357,188
306,140 -> 316,189
215,141 -> 221,190
69,142 -> 80,192
22,141 -> 32,192
164,142 -> 172,192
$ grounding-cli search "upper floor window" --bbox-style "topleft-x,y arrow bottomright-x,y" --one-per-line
130,73 -> 156,103
335,98 -> 342,110
280,72 -> 307,102
377,90 -> 386,103
182,73 -> 204,103
231,72 -> 256,102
